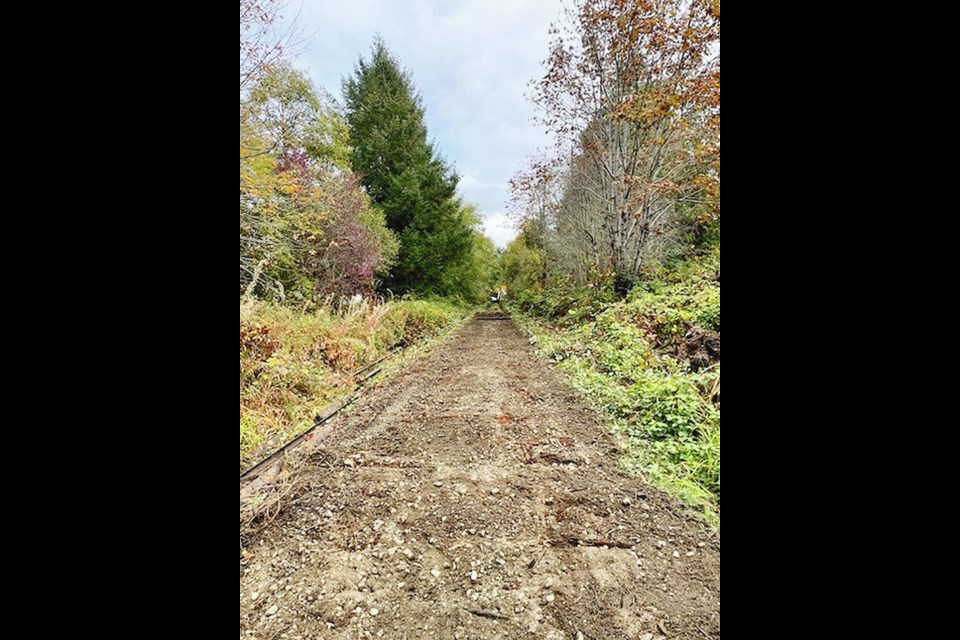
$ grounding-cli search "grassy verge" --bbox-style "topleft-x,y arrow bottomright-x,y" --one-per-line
240,298 -> 471,472
513,250 -> 721,526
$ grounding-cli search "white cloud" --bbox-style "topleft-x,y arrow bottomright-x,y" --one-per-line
282,0 -> 562,245
481,211 -> 518,249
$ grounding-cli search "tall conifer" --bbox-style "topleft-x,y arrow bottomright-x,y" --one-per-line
344,38 -> 471,293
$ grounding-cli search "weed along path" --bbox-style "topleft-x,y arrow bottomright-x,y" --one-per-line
239,313 -> 721,639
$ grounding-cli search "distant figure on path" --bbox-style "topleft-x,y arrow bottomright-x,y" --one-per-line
490,287 -> 507,312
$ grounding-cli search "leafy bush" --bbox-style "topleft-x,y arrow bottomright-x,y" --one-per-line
514,277 -> 616,327
627,252 -> 721,338
392,299 -> 463,342
240,63 -> 399,302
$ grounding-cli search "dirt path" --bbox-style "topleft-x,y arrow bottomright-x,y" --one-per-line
240,315 -> 720,639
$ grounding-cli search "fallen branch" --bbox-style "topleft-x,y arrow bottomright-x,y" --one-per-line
531,453 -> 582,466
550,537 -> 635,550
243,259 -> 269,300
463,608 -> 511,621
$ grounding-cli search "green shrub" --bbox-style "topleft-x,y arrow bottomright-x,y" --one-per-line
515,250 -> 721,522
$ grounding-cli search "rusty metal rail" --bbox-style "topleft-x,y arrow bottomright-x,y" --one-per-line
239,313 -> 497,483
239,342 -> 406,483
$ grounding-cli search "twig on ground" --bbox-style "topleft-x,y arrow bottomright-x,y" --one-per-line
463,608 -> 510,621
550,537 -> 634,550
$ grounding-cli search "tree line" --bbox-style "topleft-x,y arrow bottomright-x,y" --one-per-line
503,0 -> 720,298
240,1 -> 497,305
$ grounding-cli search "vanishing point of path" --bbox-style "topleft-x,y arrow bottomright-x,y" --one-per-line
240,314 -> 721,639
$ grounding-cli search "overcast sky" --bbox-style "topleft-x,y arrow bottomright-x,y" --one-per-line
282,0 -> 562,248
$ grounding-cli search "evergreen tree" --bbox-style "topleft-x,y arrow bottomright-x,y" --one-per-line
343,38 -> 472,294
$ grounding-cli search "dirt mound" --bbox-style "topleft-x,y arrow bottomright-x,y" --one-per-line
240,317 -> 720,639
682,326 -> 721,372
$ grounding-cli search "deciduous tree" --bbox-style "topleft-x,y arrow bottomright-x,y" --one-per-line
517,0 -> 720,289
240,63 -> 398,299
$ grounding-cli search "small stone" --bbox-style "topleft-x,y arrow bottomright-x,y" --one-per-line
344,459 -> 356,468
251,592 -> 259,601
266,605 -> 279,617
434,482 -> 444,488
370,608 -> 380,617
546,594 -> 556,603
640,635 -> 655,640
431,569 -> 442,578
673,551 -> 681,559
471,571 -> 479,581
623,497 -> 632,506
687,551 -> 696,557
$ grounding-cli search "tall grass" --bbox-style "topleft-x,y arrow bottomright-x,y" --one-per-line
240,297 -> 467,472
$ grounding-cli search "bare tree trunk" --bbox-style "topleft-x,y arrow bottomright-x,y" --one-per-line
244,259 -> 269,300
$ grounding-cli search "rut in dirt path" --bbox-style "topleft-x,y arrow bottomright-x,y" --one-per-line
240,314 -> 720,640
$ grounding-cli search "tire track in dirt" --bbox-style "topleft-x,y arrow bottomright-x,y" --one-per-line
240,314 -> 720,639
